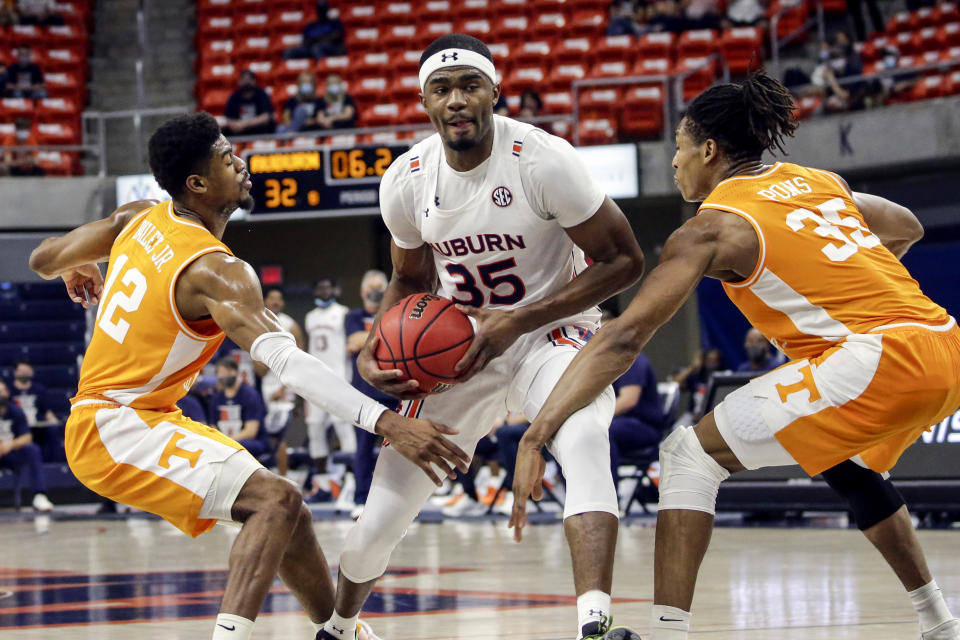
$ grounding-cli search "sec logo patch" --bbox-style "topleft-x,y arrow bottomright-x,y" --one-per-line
491,186 -> 512,207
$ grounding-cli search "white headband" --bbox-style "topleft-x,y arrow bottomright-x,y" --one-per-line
418,48 -> 498,90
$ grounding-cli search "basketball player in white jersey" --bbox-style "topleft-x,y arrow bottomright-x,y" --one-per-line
315,34 -> 646,640
253,287 -> 304,476
304,277 -> 355,491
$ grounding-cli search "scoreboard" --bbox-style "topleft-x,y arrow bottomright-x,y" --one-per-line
244,143 -> 411,219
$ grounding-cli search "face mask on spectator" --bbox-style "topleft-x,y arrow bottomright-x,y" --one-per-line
327,83 -> 343,96
883,55 -> 898,69
16,130 -> 29,142
0,394 -> 8,409
218,376 -> 237,389
364,290 -> 384,305
15,375 -> 32,384
746,344 -> 768,363
300,82 -> 315,95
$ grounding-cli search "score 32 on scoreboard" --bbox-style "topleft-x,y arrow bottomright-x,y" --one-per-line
244,143 -> 410,219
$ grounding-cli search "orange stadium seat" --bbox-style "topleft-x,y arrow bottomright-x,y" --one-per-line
769,0 -> 808,40
567,10 -> 606,38
44,72 -> 84,103
456,18 -> 493,38
348,27 -> 381,54
577,118 -> 617,145
36,151 -> 77,176
541,89 -> 573,114
548,62 -> 587,90
721,26 -> 763,75
198,63 -> 238,91
271,9 -> 308,34
860,35 -> 889,64
0,46 -> 11,66
249,139 -> 281,152
196,0 -> 232,17
390,75 -> 421,103
590,60 -> 630,78
638,32 -> 675,60
200,38 -> 234,65
199,88 -> 232,114
236,0 -> 270,11
46,25 -> 86,48
914,26 -> 940,52
247,60 -> 273,79
456,0 -> 492,21
341,5 -> 377,29
676,56 -> 717,102
940,22 -> 960,47
316,55 -> 350,76
200,15 -> 233,37
237,13 -> 270,37
909,6 -> 937,29
401,102 -> 429,124
10,24 -> 44,47
235,36 -> 271,64
594,35 -> 636,63
36,97 -> 80,127
351,76 -> 390,108
632,57 -> 672,78
793,94 -> 823,119
887,11 -> 911,34
394,50 -> 423,75
48,47 -> 90,77
621,85 -> 664,139
505,65 -> 548,92
362,103 -> 402,127
355,52 -> 391,78
383,24 -> 419,51
515,41 -> 553,65
487,42 -> 512,72
420,1 -> 453,25
382,2 -> 416,25
893,31 -> 918,55
945,68 -> 960,93
906,74 -> 944,100
934,2 -> 959,24
272,58 -> 311,83
578,87 -> 621,117
555,37 -> 594,65
677,29 -> 719,58
496,14 -> 530,42
36,122 -> 77,145
916,50 -> 941,72
533,12 -> 569,39
493,0 -> 532,14
420,20 -> 456,47
271,33 -> 303,58
818,0 -> 847,14
533,0 -> 571,11
941,46 -> 960,68
0,98 -> 34,122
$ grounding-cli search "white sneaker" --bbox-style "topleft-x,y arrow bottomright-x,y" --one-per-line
32,493 -> 54,513
357,620 -> 383,640
923,619 -> 960,639
334,474 -> 356,513
350,504 -> 364,521
442,495 -> 488,518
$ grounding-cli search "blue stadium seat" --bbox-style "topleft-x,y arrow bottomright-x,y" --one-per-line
0,320 -> 86,343
44,387 -> 74,417
0,365 -> 78,388
0,300 -> 84,321
22,342 -> 84,365
17,282 -> 75,300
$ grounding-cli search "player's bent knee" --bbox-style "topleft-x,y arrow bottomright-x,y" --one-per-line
658,426 -> 731,515
820,460 -> 905,531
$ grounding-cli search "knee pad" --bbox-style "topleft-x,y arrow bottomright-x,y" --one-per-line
820,460 -> 905,530
338,518 -> 408,583
658,426 -> 730,515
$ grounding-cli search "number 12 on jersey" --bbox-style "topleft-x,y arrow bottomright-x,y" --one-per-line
96,253 -> 148,345
445,258 -> 526,306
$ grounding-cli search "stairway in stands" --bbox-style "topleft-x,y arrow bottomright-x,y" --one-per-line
0,281 -> 86,417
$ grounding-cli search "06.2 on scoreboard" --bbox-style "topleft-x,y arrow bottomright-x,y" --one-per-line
243,143 -> 410,220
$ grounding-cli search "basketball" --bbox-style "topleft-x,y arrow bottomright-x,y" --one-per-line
374,293 -> 475,394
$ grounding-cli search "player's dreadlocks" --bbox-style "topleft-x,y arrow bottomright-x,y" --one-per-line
148,111 -> 222,198
683,71 -> 798,162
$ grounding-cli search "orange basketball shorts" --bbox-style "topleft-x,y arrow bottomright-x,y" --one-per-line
714,321 -> 960,475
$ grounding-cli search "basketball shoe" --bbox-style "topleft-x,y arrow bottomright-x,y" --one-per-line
603,626 -> 644,639
581,616 -> 611,639
315,620 -> 383,640
923,618 -> 960,639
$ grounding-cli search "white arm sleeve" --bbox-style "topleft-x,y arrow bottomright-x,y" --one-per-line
250,331 -> 388,433
379,154 -> 424,249
519,129 -> 606,228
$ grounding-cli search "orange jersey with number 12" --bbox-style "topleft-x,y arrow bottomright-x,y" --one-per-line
699,162 -> 950,360
73,200 -> 232,410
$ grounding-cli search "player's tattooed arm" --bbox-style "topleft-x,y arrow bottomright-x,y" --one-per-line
29,199 -> 159,308
852,192 -> 924,259
455,197 -> 645,381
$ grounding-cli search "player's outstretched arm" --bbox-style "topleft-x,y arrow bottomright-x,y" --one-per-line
356,241 -> 438,399
180,252 -> 469,483
29,199 -> 158,308
455,197 -> 645,379
853,192 -> 924,259
509,212 -> 735,540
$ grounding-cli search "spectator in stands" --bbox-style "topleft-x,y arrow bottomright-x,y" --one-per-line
6,46 -> 45,99
608,0 -> 643,36
681,0 -> 723,30
284,1 -> 346,60
645,0 -> 686,32
494,94 -> 510,116
16,0 -> 63,26
518,89 -> 544,121
671,347 -> 724,425
811,31 -> 866,111
0,117 -> 44,177
208,357 -> 268,458
315,74 -> 356,129
223,69 -> 276,137
8,359 -> 58,426
609,351 -> 664,487
0,380 -> 54,512
344,270 -> 396,519
176,377 -> 209,423
277,71 -> 323,133
723,0 -> 767,28
736,328 -> 779,374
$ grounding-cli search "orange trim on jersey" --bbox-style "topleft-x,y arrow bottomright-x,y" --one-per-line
698,202 -> 767,289
550,328 -> 581,348
714,162 -> 782,186
167,247 -> 231,341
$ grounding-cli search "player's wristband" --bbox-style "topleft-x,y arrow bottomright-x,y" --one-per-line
250,331 -> 389,434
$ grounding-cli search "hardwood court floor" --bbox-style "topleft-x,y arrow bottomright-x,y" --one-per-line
1,513 -> 958,639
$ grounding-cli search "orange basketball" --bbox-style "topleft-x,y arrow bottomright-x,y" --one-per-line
375,293 -> 475,394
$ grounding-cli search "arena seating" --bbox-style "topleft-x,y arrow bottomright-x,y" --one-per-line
0,1 -> 94,175
193,1 -> 960,146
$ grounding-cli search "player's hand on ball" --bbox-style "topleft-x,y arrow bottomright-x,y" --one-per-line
508,443 -> 546,542
375,412 -> 471,486
61,263 -> 103,309
358,335 -> 427,400
454,305 -> 524,381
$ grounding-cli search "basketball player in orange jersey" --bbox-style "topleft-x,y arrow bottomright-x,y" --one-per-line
28,112 -> 469,640
512,72 -> 960,640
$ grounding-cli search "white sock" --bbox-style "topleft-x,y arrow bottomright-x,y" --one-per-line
651,604 -> 690,640
576,590 -> 611,639
212,613 -> 254,640
323,610 -> 359,639
910,580 -> 955,633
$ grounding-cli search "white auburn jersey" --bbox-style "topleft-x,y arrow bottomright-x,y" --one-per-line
304,302 -> 349,380
380,115 -> 604,333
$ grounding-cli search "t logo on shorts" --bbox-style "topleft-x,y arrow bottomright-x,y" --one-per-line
775,364 -> 822,404
158,432 -> 204,469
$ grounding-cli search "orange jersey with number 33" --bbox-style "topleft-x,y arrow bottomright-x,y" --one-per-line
74,200 -> 232,410
698,162 -> 950,360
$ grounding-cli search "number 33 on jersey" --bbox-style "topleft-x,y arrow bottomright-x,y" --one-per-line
76,201 -> 232,410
